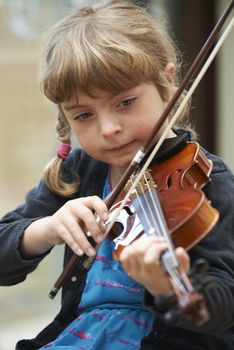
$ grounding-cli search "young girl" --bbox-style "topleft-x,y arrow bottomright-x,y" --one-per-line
0,1 -> 234,349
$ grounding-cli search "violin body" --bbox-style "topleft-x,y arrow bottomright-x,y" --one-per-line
112,141 -> 219,260
151,141 -> 219,250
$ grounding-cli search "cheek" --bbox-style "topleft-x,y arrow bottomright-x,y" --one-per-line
129,113 -> 158,139
72,127 -> 92,149
77,134 -> 93,151
75,131 -> 102,158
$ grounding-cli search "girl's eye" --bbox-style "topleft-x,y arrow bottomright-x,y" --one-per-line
118,97 -> 137,109
75,112 -> 94,121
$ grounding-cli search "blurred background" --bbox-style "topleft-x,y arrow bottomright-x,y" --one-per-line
0,0 -> 233,348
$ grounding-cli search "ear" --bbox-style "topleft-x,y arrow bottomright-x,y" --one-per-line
165,62 -> 175,83
162,63 -> 176,102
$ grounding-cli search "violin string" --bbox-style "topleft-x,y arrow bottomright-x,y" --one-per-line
149,180 -> 197,295
147,187 -> 176,261
136,173 -> 188,294
167,267 -> 188,296
129,173 -> 165,239
131,177 -> 154,232
139,173 -> 162,236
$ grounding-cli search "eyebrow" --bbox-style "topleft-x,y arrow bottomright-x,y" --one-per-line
63,103 -> 86,111
63,88 -> 135,111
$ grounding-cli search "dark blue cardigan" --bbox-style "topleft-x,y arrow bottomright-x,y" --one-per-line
0,141 -> 234,349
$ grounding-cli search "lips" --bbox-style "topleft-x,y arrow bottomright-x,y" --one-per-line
110,141 -> 136,152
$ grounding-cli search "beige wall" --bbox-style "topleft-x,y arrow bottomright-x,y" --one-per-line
0,4 -> 63,348
217,1 -> 234,170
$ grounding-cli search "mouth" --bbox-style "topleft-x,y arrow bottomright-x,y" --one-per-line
109,141 -> 136,152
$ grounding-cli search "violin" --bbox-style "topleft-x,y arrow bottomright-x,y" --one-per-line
112,140 -> 219,260
48,0 -> 234,326
104,139 -> 219,325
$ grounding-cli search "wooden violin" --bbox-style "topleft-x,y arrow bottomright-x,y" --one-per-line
112,140 -> 219,260
107,139 -> 218,325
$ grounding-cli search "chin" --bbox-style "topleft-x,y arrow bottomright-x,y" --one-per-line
111,159 -> 131,169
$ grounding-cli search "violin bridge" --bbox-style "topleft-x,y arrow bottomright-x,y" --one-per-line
124,170 -> 156,199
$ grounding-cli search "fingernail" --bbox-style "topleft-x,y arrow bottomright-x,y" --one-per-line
102,212 -> 109,221
76,248 -> 83,256
87,247 -> 96,256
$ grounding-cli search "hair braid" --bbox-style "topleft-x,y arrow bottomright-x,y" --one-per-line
44,106 -> 80,197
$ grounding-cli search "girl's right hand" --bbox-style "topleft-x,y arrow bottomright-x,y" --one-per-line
21,196 -> 109,259
45,196 -> 109,256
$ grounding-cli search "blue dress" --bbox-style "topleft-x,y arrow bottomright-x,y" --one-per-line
41,175 -> 155,349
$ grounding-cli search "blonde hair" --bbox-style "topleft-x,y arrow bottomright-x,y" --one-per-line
41,0 -> 189,197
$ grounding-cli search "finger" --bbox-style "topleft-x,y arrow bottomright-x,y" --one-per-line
142,241 -> 168,274
71,197 -> 108,242
120,238 -> 169,283
119,239 -> 157,278
83,196 -> 109,222
122,255 -> 142,280
67,204 -> 103,244
55,223 -> 85,256
62,213 -> 96,257
120,236 -> 167,262
120,244 -> 142,277
120,235 -> 165,255
131,241 -> 173,295
175,247 -> 190,273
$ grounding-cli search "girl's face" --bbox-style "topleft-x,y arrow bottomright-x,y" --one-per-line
62,82 -> 174,171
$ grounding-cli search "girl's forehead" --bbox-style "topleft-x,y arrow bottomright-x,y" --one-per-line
63,89 -> 112,106
62,83 -> 152,110
65,85 -> 140,104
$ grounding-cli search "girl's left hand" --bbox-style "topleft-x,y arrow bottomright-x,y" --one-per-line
119,236 -> 190,297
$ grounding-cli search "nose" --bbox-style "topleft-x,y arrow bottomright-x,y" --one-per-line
100,116 -> 122,138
